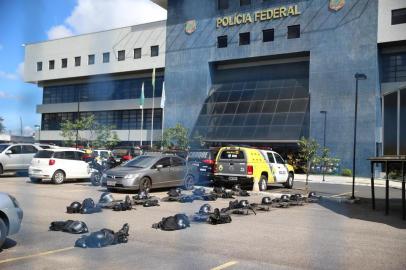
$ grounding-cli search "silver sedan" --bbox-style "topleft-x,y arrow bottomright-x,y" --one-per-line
0,192 -> 23,247
102,154 -> 193,192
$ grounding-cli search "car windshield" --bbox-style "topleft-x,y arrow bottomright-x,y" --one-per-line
0,144 -> 10,153
113,149 -> 129,157
188,151 -> 210,161
124,156 -> 156,168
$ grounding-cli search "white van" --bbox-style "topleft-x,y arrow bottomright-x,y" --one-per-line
29,149 -> 91,184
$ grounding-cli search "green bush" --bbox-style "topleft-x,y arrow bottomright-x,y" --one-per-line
341,168 -> 352,177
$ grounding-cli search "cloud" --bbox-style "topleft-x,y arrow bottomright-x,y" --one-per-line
23,126 -> 35,137
0,71 -> 17,80
0,91 -> 22,100
47,25 -> 74,40
47,0 -> 167,40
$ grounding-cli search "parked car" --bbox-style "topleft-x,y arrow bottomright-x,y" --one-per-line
185,149 -> 219,185
35,144 -> 59,150
102,154 -> 190,192
260,150 -> 295,189
0,144 -> 41,175
28,149 -> 91,184
214,146 -> 295,190
0,192 -> 23,248
112,147 -> 141,163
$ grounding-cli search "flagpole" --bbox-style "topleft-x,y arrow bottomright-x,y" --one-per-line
140,82 -> 145,148
161,82 -> 165,151
150,68 -> 156,149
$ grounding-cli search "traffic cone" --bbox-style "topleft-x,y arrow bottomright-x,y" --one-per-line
252,178 -> 260,193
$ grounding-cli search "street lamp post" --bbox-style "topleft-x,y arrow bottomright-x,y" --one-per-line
320,111 -> 327,182
352,73 -> 367,199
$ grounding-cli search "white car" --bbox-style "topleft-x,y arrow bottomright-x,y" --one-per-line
29,149 -> 91,184
260,150 -> 294,188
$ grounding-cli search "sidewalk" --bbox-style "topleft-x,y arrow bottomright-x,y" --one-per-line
294,174 -> 403,189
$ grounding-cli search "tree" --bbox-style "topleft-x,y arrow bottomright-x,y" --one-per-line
162,123 -> 189,150
0,117 -> 5,133
298,137 -> 319,189
60,115 -> 120,149
93,124 -> 120,149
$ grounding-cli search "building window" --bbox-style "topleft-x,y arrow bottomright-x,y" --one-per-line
218,0 -> 228,10
151,46 -> 159,57
103,52 -> 110,63
75,56 -> 81,67
392,8 -> 406,25
218,35 -> 228,48
49,60 -> 55,70
37,62 -> 42,71
240,0 -> 250,6
118,50 -> 125,61
263,29 -> 274,42
381,52 -> 406,83
88,54 -> 95,65
288,25 -> 300,39
134,48 -> 142,59
61,58 -> 67,68
383,89 -> 406,155
239,32 -> 250,45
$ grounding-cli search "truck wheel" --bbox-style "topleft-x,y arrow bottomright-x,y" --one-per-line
0,218 -> 7,248
52,170 -> 65,184
259,175 -> 268,191
139,177 -> 152,193
183,174 -> 195,190
284,173 -> 294,189
30,177 -> 42,184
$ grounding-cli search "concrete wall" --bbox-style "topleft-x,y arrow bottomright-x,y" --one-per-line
24,21 -> 166,83
378,0 -> 406,43
164,0 -> 380,175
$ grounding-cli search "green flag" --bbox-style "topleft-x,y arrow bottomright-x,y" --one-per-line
140,82 -> 145,109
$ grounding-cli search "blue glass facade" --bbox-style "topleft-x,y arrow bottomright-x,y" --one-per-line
163,0 -> 380,175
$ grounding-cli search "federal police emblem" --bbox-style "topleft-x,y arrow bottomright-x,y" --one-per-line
185,20 -> 197,35
329,0 -> 345,11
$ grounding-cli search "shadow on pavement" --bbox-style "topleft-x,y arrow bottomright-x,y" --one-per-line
318,197 -> 406,229
0,239 -> 17,253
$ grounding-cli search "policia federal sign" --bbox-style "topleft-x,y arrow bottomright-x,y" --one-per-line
216,5 -> 300,28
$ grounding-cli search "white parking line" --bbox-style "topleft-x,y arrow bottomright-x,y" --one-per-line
211,261 -> 238,270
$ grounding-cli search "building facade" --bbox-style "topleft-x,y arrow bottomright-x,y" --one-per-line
24,0 -> 406,175
24,20 -> 166,146
151,0 -> 406,175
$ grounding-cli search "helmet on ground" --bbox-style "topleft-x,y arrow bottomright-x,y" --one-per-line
308,192 -> 316,198
99,193 -> 114,204
239,200 -> 250,208
70,201 -> 82,210
198,204 -> 212,215
261,197 -> 272,205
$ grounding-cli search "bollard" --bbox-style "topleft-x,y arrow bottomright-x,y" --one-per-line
252,178 -> 260,192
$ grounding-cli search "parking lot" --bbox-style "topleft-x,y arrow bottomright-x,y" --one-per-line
0,176 -> 406,270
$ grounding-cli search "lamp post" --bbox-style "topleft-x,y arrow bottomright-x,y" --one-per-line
34,124 -> 41,142
351,73 -> 367,199
320,111 -> 327,182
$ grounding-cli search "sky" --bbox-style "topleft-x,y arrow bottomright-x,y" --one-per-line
0,0 -> 166,136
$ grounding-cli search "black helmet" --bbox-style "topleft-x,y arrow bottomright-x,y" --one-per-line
239,200 -> 250,208
71,201 -> 81,209
198,204 -> 212,215
290,194 -> 299,201
280,195 -> 290,201
175,214 -> 190,229
232,184 -> 241,191
67,201 -> 82,213
99,192 -> 114,204
138,190 -> 148,199
66,221 -> 89,234
308,192 -> 316,198
261,197 -> 272,205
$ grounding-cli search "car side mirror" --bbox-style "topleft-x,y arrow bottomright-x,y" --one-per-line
5,150 -> 12,155
156,164 -> 163,170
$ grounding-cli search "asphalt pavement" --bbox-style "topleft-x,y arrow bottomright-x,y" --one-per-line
0,176 -> 405,270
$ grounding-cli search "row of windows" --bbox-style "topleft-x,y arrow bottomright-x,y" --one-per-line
381,52 -> 406,83
217,25 -> 300,48
43,76 -> 164,104
217,0 -> 272,10
41,109 -> 163,131
392,8 -> 406,25
36,46 -> 160,71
